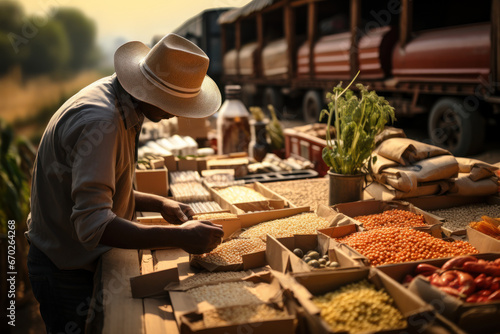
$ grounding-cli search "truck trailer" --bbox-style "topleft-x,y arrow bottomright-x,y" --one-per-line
218,0 -> 500,156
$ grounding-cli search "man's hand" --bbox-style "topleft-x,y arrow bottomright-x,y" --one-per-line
160,198 -> 195,225
178,220 -> 224,254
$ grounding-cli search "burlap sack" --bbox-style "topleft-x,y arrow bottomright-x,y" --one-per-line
456,157 -> 499,181
365,180 -> 451,201
373,155 -> 459,192
374,138 -> 451,166
374,126 -> 406,147
448,173 -> 499,196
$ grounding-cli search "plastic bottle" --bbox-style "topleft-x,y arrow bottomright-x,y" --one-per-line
216,85 -> 251,155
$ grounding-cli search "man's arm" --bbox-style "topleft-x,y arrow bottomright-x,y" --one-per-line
99,216 -> 223,254
134,190 -> 195,224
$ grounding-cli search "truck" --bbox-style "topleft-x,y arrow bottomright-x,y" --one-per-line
217,0 -> 500,157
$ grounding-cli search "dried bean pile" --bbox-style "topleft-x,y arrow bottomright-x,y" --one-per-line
200,304 -> 289,328
187,281 -> 266,308
354,209 -> 427,230
336,227 -> 478,266
265,178 -> 329,210
239,212 -> 331,240
429,203 -> 500,231
313,279 -> 407,332
193,238 -> 266,266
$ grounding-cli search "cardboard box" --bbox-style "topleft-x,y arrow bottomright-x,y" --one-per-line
466,226 -> 500,252
169,271 -> 297,334
265,233 -> 363,274
177,157 -> 199,171
331,199 -> 443,238
424,196 -> 500,237
206,157 -> 249,177
406,255 -> 500,333
284,268 -> 435,334
317,224 -> 371,266
378,254 -> 500,333
377,253 -> 500,285
177,116 -> 209,139
189,244 -> 267,272
208,182 -> 295,215
134,167 -> 169,197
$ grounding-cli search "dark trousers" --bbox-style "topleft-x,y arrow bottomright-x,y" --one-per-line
27,244 -> 95,334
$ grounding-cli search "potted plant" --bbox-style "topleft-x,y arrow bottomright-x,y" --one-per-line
320,74 -> 395,205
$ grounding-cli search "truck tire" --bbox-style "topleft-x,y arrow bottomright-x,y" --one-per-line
428,97 -> 485,157
262,87 -> 284,117
303,90 -> 323,124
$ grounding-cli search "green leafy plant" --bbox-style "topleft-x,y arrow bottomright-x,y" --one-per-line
0,120 -> 33,234
320,74 -> 395,175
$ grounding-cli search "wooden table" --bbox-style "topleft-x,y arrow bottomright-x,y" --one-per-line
88,248 -> 185,334
89,246 -> 470,334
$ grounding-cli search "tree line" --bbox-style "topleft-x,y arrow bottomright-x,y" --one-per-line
0,0 -> 99,77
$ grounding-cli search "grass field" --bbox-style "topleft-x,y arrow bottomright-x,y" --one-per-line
0,69 -> 102,140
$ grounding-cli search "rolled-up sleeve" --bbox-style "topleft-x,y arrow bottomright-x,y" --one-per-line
68,119 -> 119,250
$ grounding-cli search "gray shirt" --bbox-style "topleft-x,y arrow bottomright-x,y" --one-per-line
26,75 -> 143,270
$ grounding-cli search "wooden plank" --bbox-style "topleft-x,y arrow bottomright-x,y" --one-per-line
142,249 -> 182,334
141,250 -> 154,275
144,298 -> 179,334
101,249 -> 145,334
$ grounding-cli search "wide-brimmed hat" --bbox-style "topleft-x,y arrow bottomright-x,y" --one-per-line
114,33 -> 221,118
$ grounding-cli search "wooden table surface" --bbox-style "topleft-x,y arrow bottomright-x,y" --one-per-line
90,246 -> 471,334
89,248 -> 184,334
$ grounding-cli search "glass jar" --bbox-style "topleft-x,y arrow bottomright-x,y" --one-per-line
216,85 -> 251,155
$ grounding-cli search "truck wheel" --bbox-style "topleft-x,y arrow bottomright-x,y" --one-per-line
262,87 -> 284,117
428,97 -> 485,157
302,90 -> 323,124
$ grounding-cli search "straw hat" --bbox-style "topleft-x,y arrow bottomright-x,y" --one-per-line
114,33 -> 221,118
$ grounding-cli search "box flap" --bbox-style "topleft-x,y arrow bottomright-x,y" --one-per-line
466,226 -> 500,252
130,267 -> 179,298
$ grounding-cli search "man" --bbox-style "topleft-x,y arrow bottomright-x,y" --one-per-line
26,34 -> 224,333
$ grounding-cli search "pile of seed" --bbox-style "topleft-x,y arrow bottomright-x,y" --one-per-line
193,212 -> 238,220
177,271 -> 251,291
217,186 -> 268,203
313,279 -> 407,333
429,203 -> 500,231
201,304 -> 289,328
239,212 -> 331,240
337,227 -> 478,266
265,178 -> 329,210
354,209 -> 427,230
193,238 -> 266,266
187,281 -> 266,308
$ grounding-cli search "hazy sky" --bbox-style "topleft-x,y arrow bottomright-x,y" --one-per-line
17,0 -> 252,45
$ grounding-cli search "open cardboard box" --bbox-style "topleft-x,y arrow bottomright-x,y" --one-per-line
317,224 -> 371,266
169,271 -> 297,334
413,196 -> 500,237
331,199 -> 443,238
208,182 -> 295,215
466,226 -> 500,253
265,233 -> 363,274
281,267 -> 435,334
189,205 -> 344,272
402,253 -> 500,333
